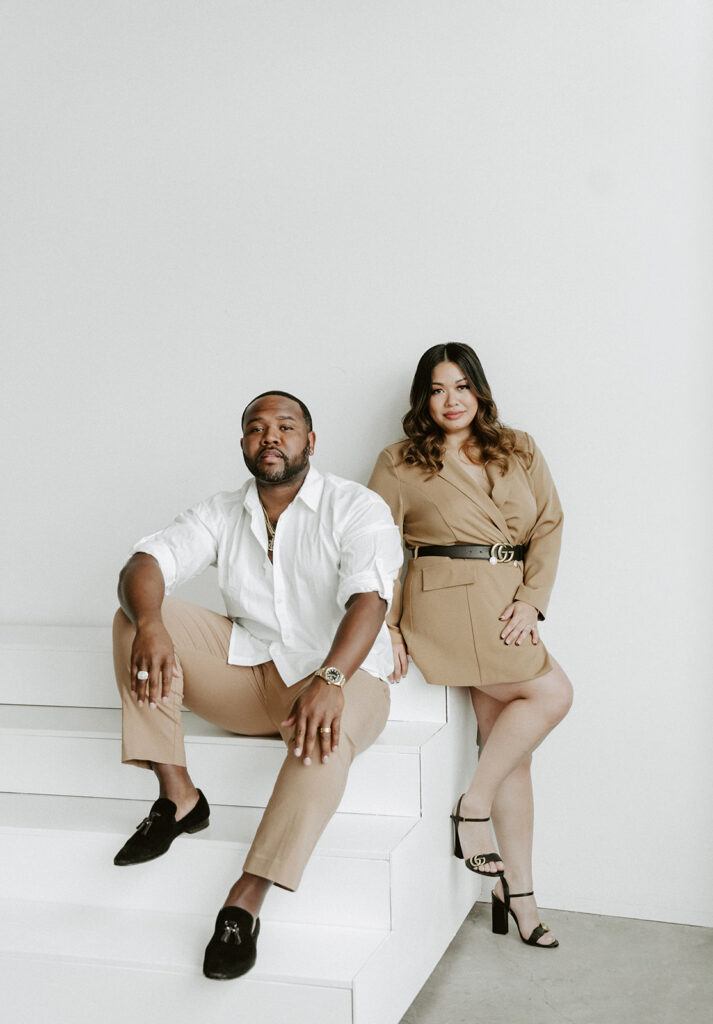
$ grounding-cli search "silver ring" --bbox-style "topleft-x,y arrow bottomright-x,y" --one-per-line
137,670 -> 149,681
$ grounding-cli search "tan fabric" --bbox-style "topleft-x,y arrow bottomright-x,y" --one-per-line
367,432 -> 563,688
113,598 -> 390,890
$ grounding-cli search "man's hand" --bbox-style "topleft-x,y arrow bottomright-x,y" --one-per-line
281,590 -> 385,765
282,678 -> 345,765
131,621 -> 178,708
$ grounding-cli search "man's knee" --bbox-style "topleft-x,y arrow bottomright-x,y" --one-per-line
112,608 -> 137,696
113,606 -> 132,637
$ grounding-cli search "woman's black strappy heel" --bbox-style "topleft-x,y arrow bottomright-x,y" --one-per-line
491,877 -> 559,948
450,794 -> 504,877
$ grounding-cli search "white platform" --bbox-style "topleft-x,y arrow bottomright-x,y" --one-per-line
0,626 -> 480,1024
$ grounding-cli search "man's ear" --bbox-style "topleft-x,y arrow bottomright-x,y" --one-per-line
308,431 -> 316,455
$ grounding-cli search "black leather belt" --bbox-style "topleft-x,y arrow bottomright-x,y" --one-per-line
416,543 -> 525,563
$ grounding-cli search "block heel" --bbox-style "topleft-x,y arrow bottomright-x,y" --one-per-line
491,888 -> 509,935
491,877 -> 559,949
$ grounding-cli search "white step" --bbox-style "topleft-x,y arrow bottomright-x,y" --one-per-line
0,899 -> 386,1024
0,706 -> 438,816
0,627 -> 481,1024
0,624 -> 445,721
0,794 -> 416,928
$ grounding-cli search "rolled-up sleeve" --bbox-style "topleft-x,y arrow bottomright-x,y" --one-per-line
132,502 -> 219,593
336,494 -> 403,610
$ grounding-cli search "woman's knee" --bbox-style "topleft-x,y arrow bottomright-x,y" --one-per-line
517,753 -> 533,772
542,671 -> 573,726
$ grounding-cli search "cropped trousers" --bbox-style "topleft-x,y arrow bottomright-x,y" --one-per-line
113,597 -> 391,891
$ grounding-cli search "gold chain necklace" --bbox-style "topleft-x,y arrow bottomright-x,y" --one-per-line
258,496 -> 277,552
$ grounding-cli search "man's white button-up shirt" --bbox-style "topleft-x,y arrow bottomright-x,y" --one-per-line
132,466 -> 403,685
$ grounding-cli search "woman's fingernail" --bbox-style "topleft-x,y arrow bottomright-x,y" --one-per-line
149,702 -> 156,709
137,700 -> 144,706
303,757 -> 311,766
162,696 -> 168,703
294,747 -> 302,757
322,756 -> 329,763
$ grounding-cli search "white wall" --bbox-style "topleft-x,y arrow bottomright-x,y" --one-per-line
2,1 -> 711,926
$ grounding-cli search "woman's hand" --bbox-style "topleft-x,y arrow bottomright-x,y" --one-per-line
499,601 -> 539,646
282,678 -> 345,766
389,639 -> 409,682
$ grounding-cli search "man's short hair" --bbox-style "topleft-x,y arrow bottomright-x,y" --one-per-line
241,391 -> 313,431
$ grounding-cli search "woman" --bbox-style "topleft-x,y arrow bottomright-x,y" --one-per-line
368,343 -> 573,949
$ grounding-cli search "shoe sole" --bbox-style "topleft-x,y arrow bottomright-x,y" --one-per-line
203,957 -> 256,980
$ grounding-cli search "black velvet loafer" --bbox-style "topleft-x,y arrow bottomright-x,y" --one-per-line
113,790 -> 210,866
203,907 -> 260,980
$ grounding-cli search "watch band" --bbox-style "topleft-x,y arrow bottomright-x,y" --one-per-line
314,666 -> 347,688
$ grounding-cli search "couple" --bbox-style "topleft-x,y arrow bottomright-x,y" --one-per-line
112,343 -> 572,980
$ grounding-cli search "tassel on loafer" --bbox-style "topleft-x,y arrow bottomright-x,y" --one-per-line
113,789 -> 210,866
492,877 -> 559,948
203,907 -> 260,980
450,794 -> 504,877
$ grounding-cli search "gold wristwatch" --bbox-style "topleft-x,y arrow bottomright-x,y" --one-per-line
314,666 -> 347,688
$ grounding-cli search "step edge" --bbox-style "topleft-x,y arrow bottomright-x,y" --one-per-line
0,898 -> 389,988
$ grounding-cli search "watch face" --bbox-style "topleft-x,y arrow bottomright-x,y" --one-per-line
325,668 -> 341,682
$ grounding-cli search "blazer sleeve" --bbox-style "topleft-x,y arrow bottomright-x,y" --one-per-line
513,437 -> 563,620
367,448 -> 406,641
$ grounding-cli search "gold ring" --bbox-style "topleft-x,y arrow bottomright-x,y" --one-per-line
319,727 -> 332,734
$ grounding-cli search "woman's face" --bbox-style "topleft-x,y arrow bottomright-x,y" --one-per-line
428,361 -> 478,435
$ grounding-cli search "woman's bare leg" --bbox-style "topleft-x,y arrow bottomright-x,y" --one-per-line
454,658 -> 572,905
470,688 -> 554,945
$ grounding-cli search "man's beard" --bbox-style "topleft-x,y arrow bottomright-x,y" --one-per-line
243,442 -> 311,484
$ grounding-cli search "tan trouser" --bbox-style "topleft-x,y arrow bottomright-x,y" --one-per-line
113,597 -> 391,891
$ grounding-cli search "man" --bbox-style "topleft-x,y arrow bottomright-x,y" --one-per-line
112,390 -> 402,980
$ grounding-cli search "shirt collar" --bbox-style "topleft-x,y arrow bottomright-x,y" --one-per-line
244,464 -> 323,514
295,465 -> 323,510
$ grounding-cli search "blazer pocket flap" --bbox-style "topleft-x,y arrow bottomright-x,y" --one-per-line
421,560 -> 475,591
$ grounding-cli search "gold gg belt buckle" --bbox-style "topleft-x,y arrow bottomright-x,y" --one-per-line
489,543 -> 515,565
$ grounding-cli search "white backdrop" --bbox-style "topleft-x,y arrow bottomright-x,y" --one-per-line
2,1 -> 711,926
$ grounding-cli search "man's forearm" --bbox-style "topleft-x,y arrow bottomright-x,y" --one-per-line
321,591 -> 387,679
118,552 -> 166,627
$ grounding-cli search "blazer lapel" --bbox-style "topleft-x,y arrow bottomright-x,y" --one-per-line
438,453 -> 512,540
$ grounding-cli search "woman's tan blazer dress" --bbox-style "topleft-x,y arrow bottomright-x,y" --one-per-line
367,432 -> 563,688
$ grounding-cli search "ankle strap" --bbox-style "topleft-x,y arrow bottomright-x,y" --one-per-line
450,813 -> 490,823
508,891 -> 534,899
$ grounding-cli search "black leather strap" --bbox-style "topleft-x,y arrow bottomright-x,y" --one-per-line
525,923 -> 551,945
417,543 -> 525,561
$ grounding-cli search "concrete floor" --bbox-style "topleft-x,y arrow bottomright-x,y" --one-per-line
400,900 -> 713,1024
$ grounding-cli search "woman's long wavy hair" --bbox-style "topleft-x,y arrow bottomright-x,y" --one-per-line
401,343 -> 531,475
